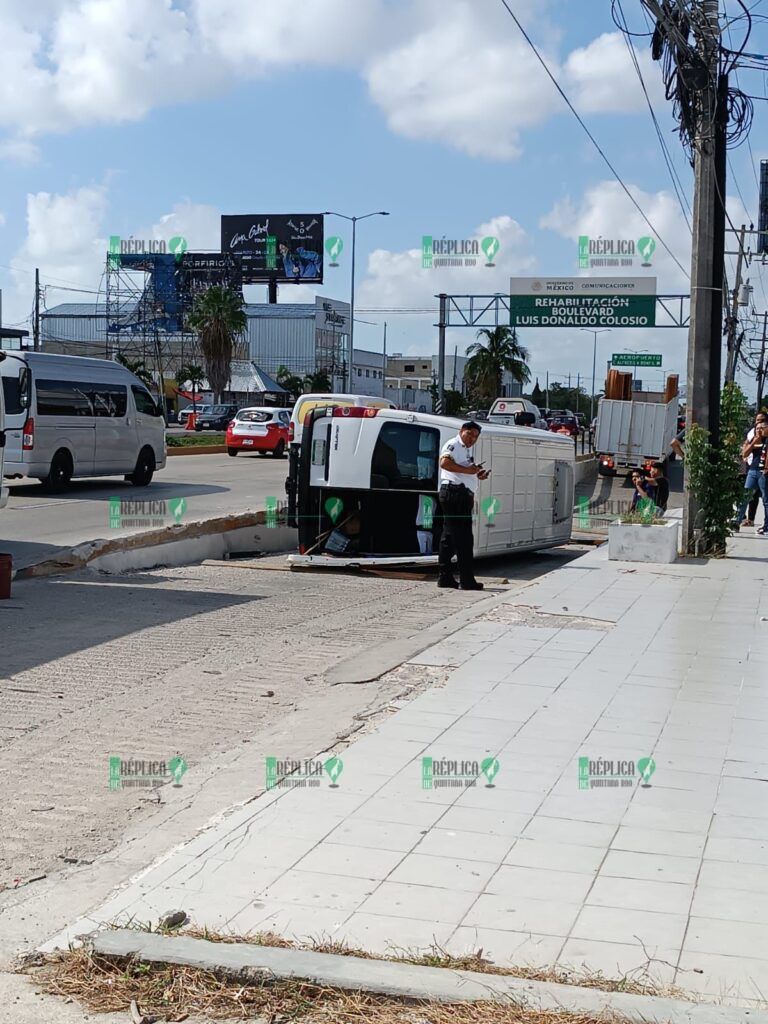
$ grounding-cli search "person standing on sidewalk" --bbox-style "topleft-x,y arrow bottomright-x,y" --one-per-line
735,422 -> 768,532
437,421 -> 489,591
740,412 -> 767,526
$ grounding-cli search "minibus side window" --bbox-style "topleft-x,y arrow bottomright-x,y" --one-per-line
131,385 -> 162,417
36,379 -> 93,417
91,384 -> 127,417
370,424 -> 440,491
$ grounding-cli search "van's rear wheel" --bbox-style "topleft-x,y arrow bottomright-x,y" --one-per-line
130,447 -> 155,486
42,449 -> 73,492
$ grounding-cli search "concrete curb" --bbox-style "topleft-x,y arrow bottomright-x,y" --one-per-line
16,512 -> 296,579
89,931 -> 764,1024
166,444 -> 228,456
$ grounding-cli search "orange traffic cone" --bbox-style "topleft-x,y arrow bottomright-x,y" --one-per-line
185,412 -> 197,431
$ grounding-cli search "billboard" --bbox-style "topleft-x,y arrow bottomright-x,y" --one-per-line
221,214 -> 324,284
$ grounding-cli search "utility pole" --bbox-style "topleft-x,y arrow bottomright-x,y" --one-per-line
757,311 -> 768,409
382,321 -> 387,399
683,0 -> 727,553
436,293 -> 447,414
33,268 -> 40,350
724,224 -> 747,382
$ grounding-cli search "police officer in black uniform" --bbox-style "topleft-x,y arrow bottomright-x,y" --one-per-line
437,420 -> 488,590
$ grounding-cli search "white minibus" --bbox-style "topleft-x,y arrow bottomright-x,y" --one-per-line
0,354 -> 7,508
288,407 -> 574,568
1,352 -> 166,491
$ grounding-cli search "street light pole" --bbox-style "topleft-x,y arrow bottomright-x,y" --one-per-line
325,210 -> 389,392
580,328 -> 610,423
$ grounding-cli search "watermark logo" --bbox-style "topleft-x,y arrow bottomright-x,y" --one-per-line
481,496 -> 500,524
637,757 -> 656,787
578,235 -> 656,270
265,496 -> 278,529
325,496 -> 344,524
422,235 -> 501,270
109,498 -> 187,529
481,236 -> 499,267
108,234 -> 188,267
109,755 -> 187,792
422,757 -> 501,789
325,236 -> 344,267
265,756 -> 344,790
578,756 -> 656,790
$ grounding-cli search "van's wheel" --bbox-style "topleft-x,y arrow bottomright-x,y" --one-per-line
42,449 -> 73,492
228,447 -> 238,457
130,447 -> 156,486
272,439 -> 286,458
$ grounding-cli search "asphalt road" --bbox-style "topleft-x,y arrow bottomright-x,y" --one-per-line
2,452 -> 288,570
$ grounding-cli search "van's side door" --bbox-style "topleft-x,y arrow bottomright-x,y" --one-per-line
91,383 -> 129,472
131,385 -> 165,466
35,377 -> 96,476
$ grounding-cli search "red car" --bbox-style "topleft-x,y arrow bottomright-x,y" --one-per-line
226,407 -> 292,457
548,416 -> 579,438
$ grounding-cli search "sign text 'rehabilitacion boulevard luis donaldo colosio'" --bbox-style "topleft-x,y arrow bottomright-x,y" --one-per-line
508,277 -> 657,329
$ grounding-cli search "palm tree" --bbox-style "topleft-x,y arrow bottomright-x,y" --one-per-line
115,352 -> 153,387
304,370 -> 332,393
465,326 -> 531,406
276,364 -> 305,401
175,363 -> 206,411
187,286 -> 247,402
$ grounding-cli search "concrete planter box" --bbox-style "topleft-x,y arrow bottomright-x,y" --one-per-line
608,519 -> 679,563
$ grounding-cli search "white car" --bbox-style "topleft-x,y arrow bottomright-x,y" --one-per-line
487,398 -> 547,430
178,404 -> 212,424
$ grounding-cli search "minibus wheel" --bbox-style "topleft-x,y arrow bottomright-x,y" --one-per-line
42,449 -> 73,492
130,447 -> 156,486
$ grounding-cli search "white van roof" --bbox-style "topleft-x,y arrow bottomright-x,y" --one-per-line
2,351 -> 150,384
371,408 -> 572,443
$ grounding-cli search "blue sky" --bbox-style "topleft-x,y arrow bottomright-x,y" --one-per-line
0,0 -> 765,396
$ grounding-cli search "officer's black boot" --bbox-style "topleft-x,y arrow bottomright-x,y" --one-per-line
437,575 -> 459,589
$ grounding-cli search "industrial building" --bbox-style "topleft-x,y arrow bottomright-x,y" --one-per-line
39,297 -> 385,398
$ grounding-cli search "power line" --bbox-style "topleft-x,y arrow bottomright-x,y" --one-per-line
496,0 -> 691,279
614,0 -> 694,230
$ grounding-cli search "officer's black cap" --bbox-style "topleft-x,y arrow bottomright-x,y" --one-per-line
461,420 -> 482,433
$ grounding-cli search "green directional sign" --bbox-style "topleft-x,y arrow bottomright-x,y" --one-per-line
612,353 -> 662,367
509,294 -> 656,329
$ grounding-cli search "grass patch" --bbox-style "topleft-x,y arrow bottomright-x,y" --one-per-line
31,946 -> 639,1024
167,433 -> 226,448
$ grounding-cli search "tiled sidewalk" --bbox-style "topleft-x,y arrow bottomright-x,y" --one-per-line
50,537 -> 768,1004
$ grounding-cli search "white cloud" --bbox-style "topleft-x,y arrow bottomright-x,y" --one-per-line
563,32 -> 665,114
11,185 -> 109,297
0,0 -> 686,161
365,1 -> 562,160
0,136 -> 41,164
540,179 -> 692,291
357,215 -> 535,308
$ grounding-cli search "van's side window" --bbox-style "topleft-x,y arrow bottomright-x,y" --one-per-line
131,385 -> 161,417
1,376 -> 24,416
91,384 -> 127,417
370,424 -> 440,491
36,379 -> 93,417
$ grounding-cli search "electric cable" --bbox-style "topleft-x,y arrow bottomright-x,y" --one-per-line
496,0 -> 690,278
